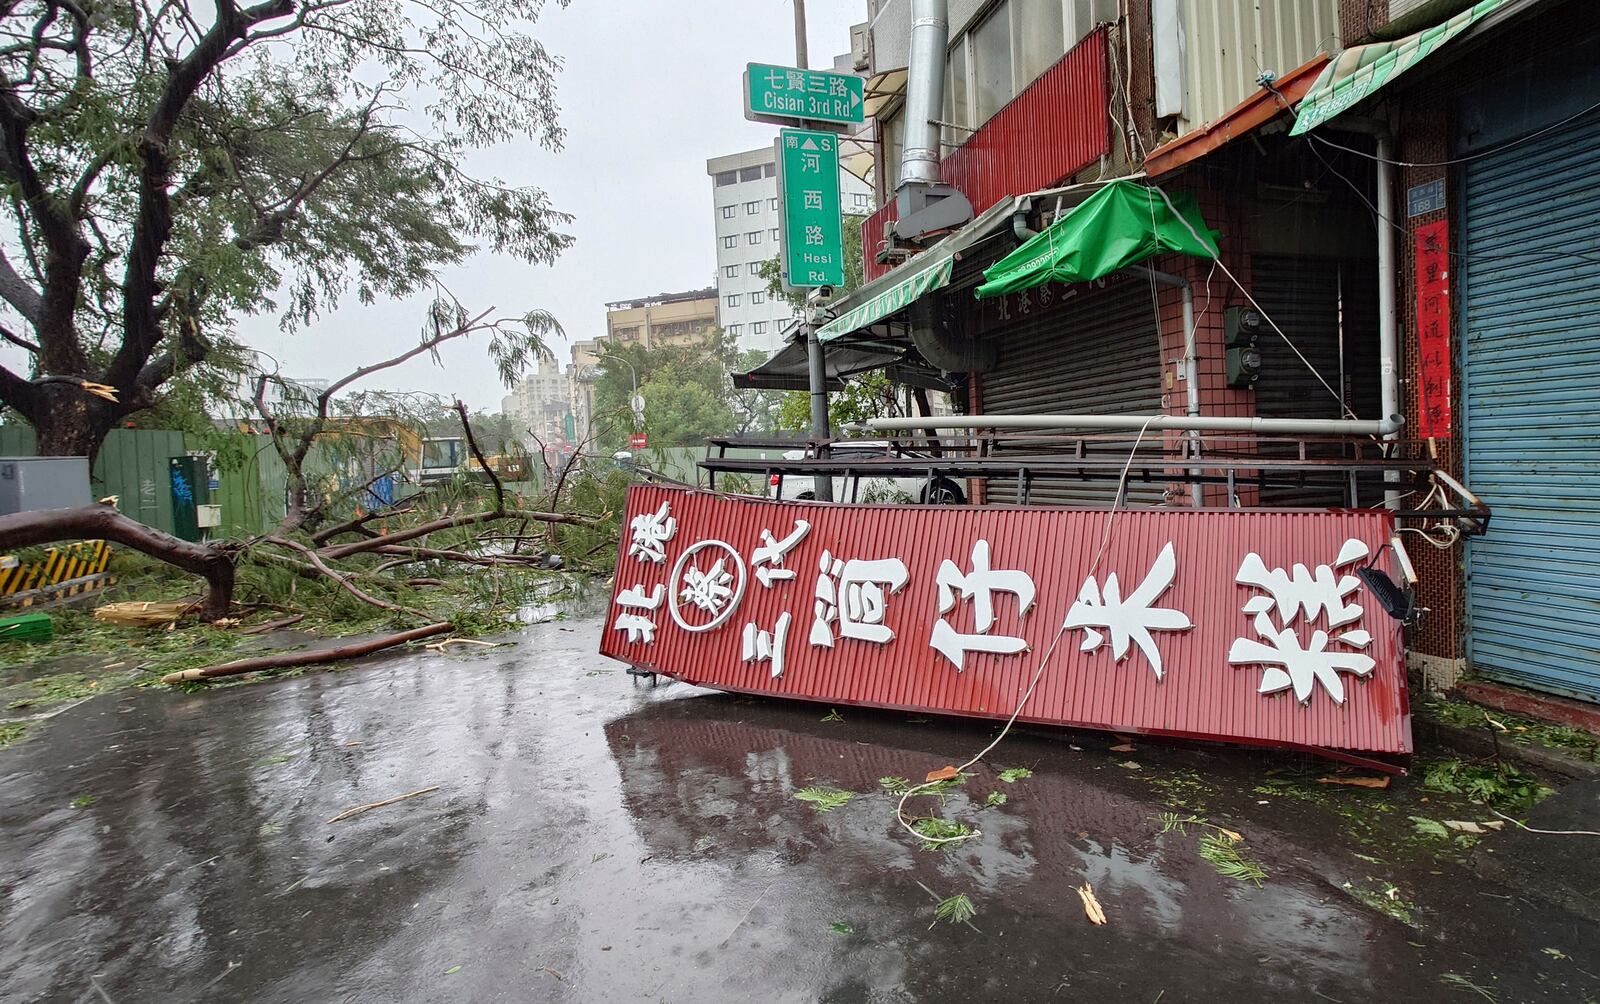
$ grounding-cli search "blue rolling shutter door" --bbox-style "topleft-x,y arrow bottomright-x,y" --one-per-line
1462,110 -> 1600,702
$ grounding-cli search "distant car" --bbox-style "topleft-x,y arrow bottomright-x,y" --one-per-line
767,440 -> 966,505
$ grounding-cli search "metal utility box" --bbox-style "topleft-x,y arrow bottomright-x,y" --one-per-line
168,455 -> 213,542
0,457 -> 91,515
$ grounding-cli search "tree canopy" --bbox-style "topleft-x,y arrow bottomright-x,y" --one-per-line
0,0 -> 573,458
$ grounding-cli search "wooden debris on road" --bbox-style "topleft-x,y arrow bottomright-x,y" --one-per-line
327,785 -> 440,823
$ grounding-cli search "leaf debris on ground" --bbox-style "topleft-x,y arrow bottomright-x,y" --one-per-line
793,786 -> 853,812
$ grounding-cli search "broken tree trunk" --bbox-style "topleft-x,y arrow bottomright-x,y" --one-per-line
161,622 -> 454,684
0,503 -> 235,620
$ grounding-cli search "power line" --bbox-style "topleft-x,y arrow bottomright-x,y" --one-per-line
1308,97 -> 1600,168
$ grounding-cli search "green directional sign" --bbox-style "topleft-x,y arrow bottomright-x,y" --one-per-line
776,128 -> 844,289
744,62 -> 864,127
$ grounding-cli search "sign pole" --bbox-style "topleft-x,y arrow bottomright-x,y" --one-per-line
791,0 -> 833,501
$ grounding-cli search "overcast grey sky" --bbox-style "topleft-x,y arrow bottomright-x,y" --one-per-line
234,0 -> 867,412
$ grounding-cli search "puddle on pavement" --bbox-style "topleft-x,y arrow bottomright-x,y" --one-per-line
0,613 -> 1593,1003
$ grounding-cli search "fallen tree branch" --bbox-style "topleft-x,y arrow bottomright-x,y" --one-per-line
367,543 -> 547,567
0,503 -> 234,620
239,613 -> 306,635
264,535 -> 428,618
161,622 -> 454,684
455,398 -> 505,514
318,508 -> 592,560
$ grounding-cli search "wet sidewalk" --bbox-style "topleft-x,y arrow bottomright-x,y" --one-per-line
1,612 -> 1596,1002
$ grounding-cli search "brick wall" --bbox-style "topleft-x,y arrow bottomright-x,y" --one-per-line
1153,182 -> 1258,506
1339,0 -> 1391,45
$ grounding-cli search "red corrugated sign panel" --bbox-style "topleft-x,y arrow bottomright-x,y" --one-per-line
600,485 -> 1412,756
863,29 -> 1112,283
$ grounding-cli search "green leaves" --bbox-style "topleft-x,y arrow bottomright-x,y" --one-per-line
878,776 -> 911,795
794,787 -> 854,813
1197,833 -> 1267,886
1409,816 -> 1451,839
997,767 -> 1033,783
910,817 -> 973,851
932,893 -> 977,927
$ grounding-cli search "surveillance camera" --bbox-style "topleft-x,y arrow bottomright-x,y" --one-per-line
808,285 -> 836,304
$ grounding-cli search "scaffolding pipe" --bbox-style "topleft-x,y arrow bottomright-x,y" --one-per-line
849,413 -> 1405,436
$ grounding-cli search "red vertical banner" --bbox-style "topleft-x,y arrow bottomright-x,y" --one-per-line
1413,220 -> 1453,438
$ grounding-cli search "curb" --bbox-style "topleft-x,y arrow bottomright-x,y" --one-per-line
1413,716 -> 1600,781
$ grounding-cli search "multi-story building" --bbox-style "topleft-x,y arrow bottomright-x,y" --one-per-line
707,146 -> 874,355
604,287 -> 720,350
567,337 -> 605,441
500,357 -> 569,447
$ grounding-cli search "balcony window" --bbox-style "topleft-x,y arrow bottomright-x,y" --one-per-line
1015,0 -> 1066,86
972,4 -> 1012,123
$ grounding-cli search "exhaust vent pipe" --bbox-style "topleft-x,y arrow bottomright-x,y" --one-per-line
893,0 -> 972,241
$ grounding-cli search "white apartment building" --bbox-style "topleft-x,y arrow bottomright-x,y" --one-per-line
707,146 -> 874,355
500,357 -> 570,448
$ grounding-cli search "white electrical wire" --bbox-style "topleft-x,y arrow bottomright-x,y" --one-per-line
1146,184 -> 1356,417
893,415 -> 1160,848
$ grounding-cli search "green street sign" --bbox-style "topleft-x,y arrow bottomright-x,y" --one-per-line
776,128 -> 844,289
744,62 -> 864,127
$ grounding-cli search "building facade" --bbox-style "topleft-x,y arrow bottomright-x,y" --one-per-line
500,358 -> 570,448
781,0 -> 1599,711
604,287 -> 720,350
707,146 -> 874,354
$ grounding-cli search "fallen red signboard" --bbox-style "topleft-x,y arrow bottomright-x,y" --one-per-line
599,485 -> 1412,759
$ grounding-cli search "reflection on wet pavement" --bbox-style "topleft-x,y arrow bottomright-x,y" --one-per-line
0,612 -> 1594,1002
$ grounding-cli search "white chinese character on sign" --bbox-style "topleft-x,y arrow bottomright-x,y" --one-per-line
807,75 -> 828,94
811,550 -> 909,647
830,77 -> 848,97
627,501 -> 676,564
803,190 -> 823,210
1063,542 -> 1192,680
786,70 -> 806,90
1039,284 -> 1054,307
752,520 -> 810,586
930,540 -> 1035,671
805,224 -> 824,246
801,152 -> 821,172
668,540 -> 747,633
1228,539 -> 1376,704
997,296 -> 1011,322
682,559 -> 735,614
743,613 -> 793,679
743,520 -> 810,677
613,583 -> 664,644
785,134 -> 799,148
1017,289 -> 1032,315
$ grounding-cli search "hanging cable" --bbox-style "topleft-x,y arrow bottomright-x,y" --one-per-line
892,415 -> 1161,848
1309,97 -> 1600,167
1146,184 -> 1356,417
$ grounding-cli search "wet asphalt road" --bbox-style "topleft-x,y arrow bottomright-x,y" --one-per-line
2,611 -> 1598,1003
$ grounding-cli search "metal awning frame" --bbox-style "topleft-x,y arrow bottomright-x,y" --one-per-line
698,432 -> 1491,532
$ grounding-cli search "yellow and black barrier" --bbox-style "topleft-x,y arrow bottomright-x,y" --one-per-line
0,540 -> 115,607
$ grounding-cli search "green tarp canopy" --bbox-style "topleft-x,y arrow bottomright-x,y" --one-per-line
975,180 -> 1219,299
1290,0 -> 1507,136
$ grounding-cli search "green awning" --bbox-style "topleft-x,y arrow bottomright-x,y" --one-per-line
816,256 -> 954,342
975,181 -> 1218,299
1290,0 -> 1507,136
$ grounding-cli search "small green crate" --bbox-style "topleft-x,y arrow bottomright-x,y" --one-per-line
0,612 -> 53,643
